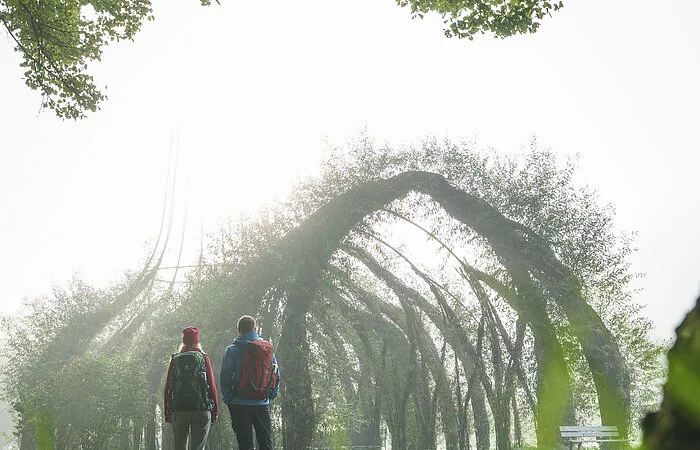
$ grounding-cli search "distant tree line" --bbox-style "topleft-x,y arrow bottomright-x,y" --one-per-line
1,138 -> 666,449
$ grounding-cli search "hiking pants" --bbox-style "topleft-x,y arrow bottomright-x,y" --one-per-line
228,404 -> 273,450
172,410 -> 211,450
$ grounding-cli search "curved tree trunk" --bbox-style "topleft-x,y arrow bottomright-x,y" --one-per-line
467,276 -> 511,450
343,249 -> 490,450
310,305 -> 382,446
332,290 -> 415,449
278,300 -> 315,450
412,172 -> 628,435
234,170 -> 628,446
337,298 -> 386,447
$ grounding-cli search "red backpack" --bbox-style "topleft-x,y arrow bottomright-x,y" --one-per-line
239,339 -> 279,400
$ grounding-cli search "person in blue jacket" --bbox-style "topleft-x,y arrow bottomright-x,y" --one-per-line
220,315 -> 280,450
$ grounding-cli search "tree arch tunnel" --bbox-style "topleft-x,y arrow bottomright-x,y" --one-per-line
221,170 -> 630,450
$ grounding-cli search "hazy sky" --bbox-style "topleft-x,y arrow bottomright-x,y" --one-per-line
1,0 -> 699,344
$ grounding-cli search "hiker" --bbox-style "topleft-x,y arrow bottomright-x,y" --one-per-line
220,315 -> 280,450
164,326 -> 219,450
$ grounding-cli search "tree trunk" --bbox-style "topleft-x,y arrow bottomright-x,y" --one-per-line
278,303 -> 315,450
471,387 -> 491,450
455,353 -> 469,450
145,414 -> 157,450
162,422 -> 173,450
233,170 -> 629,444
642,295 -> 700,449
20,430 -> 37,450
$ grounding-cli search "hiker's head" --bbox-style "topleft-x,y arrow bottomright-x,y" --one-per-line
237,315 -> 256,335
182,326 -> 200,346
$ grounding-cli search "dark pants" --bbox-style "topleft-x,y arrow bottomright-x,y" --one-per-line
171,410 -> 211,450
228,404 -> 273,450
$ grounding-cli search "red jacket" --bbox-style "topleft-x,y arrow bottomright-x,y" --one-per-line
164,347 -> 219,419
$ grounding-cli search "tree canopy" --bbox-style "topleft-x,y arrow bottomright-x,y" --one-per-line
0,0 -> 215,119
1,138 -> 664,449
397,0 -> 563,38
1,0 -> 563,119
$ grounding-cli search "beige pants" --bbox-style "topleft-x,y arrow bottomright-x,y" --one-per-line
171,410 -> 211,450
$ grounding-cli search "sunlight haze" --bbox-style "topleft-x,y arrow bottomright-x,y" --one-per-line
1,0 -> 699,346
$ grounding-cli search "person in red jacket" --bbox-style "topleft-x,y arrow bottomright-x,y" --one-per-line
164,327 -> 219,450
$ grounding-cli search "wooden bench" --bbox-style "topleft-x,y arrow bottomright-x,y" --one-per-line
560,426 -> 629,449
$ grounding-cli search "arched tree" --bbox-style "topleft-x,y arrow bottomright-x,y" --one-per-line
2,138 -> 664,449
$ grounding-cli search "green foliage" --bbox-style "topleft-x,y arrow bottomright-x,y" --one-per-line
0,136 -> 668,448
0,0 -> 561,118
0,0 -> 213,119
13,353 -> 150,449
0,274 -> 160,448
396,0 -> 564,39
51,354 -> 150,448
166,137 -> 665,446
641,297 -> 700,449
315,404 -> 352,449
288,136 -> 662,441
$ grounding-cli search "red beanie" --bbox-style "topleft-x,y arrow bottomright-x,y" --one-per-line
182,327 -> 200,345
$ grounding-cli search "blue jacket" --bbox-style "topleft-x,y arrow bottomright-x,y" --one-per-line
220,331 -> 280,405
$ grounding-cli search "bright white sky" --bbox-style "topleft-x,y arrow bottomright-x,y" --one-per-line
1,0 -> 699,344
